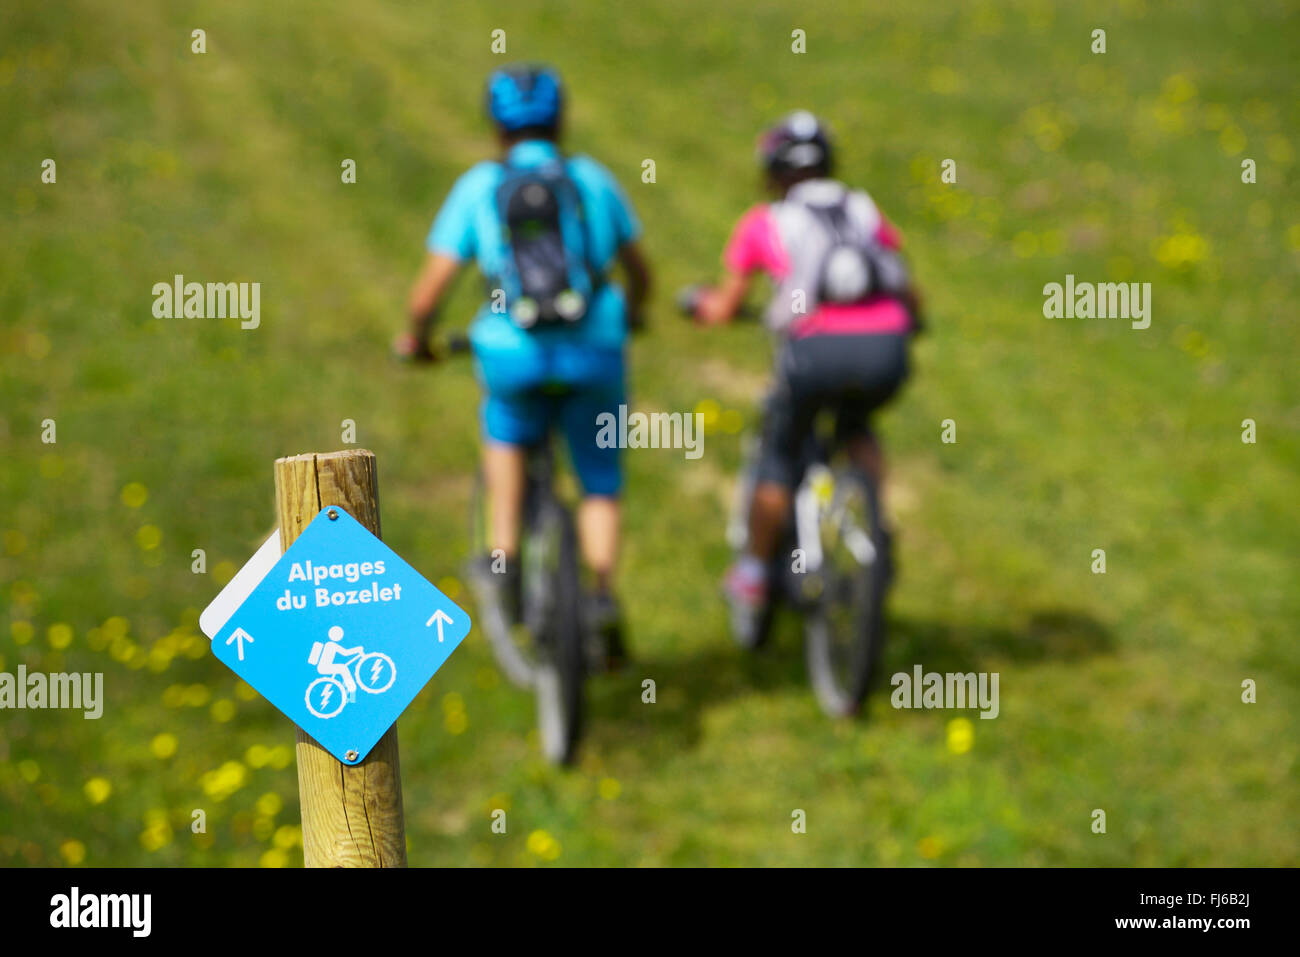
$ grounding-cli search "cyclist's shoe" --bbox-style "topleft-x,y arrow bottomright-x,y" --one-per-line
467,553 -> 522,627
723,557 -> 769,649
584,590 -> 627,673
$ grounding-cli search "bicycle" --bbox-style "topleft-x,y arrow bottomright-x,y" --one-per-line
679,286 -> 892,718
471,418 -> 588,765
409,334 -> 590,764
732,425 -> 890,717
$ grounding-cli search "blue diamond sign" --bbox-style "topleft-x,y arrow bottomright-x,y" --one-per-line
200,507 -> 471,764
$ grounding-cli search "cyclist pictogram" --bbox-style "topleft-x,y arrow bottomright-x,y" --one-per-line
305,625 -> 397,719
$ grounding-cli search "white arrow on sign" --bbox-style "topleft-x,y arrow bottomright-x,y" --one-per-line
226,627 -> 254,661
426,609 -> 453,642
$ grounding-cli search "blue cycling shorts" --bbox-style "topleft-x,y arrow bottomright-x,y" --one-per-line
472,322 -> 626,497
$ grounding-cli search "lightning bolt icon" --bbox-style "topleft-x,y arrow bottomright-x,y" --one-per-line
319,683 -> 333,710
370,658 -> 384,685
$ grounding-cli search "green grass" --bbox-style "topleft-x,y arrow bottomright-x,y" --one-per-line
2,0 -> 1297,866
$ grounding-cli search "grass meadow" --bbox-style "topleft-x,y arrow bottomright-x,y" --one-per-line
1,0 -> 1297,866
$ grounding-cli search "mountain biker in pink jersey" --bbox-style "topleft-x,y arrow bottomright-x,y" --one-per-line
684,111 -> 922,633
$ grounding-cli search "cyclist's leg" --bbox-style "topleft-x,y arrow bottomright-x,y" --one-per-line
482,443 -> 527,556
748,331 -> 907,557
333,664 -> 358,698
471,318 -> 549,566
576,497 -> 619,590
473,392 -> 546,623
829,333 -> 910,584
748,342 -> 814,561
565,416 -> 621,593
481,396 -> 547,558
566,388 -> 620,591
557,347 -> 627,663
830,332 -> 910,494
555,347 -> 625,588
724,343 -> 812,613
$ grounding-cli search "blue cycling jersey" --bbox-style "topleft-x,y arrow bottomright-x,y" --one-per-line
424,139 -> 640,495
426,139 -> 641,352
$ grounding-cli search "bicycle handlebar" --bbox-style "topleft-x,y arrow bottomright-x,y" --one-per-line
443,333 -> 471,356
392,329 -> 470,365
676,283 -> 758,323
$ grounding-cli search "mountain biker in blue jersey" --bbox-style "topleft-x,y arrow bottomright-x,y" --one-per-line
396,64 -> 650,664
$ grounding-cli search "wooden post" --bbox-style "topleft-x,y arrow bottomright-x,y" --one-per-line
273,449 -> 407,868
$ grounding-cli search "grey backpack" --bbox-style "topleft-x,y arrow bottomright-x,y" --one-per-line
764,180 -> 909,331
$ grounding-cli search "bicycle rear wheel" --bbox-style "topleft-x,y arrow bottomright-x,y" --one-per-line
531,498 -> 585,765
803,466 -> 888,718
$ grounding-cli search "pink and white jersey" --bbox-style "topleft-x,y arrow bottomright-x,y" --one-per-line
723,179 -> 912,338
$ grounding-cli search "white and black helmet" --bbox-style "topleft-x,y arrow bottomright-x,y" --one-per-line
757,110 -> 834,179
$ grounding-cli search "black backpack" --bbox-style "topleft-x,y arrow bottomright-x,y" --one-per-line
493,159 -> 596,328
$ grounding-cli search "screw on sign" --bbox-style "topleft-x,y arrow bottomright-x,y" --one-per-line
199,450 -> 472,867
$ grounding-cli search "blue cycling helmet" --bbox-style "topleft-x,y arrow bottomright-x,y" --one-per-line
485,64 -> 564,132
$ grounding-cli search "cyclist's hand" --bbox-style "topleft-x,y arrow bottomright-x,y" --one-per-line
677,284 -> 735,325
392,331 -> 435,363
675,284 -> 707,321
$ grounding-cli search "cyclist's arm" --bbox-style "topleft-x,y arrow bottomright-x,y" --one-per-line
875,210 -> 925,333
405,252 -> 461,345
696,269 -> 750,325
338,644 -> 364,658
617,241 -> 651,329
696,204 -> 769,324
900,286 -> 925,333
